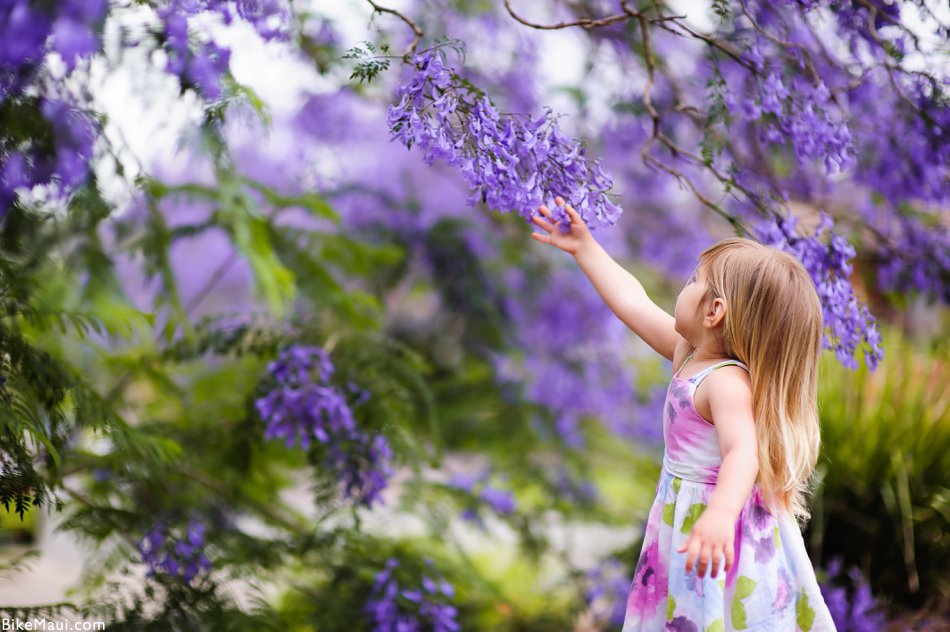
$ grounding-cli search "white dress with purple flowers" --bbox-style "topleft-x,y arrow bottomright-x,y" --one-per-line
622,357 -> 835,632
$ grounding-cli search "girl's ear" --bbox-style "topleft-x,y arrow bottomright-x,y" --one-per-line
705,297 -> 727,328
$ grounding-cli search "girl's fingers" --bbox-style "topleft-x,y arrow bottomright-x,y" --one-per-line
710,544 -> 723,578
529,232 -> 551,245
682,538 -> 701,572
543,199 -> 583,228
724,543 -> 735,572
531,214 -> 554,233
553,196 -> 584,225
696,543 -> 712,577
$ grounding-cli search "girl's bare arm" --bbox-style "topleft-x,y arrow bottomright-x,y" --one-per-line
679,368 -> 759,578
531,197 -> 683,361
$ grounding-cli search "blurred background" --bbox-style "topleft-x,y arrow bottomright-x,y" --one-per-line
0,1 -> 947,630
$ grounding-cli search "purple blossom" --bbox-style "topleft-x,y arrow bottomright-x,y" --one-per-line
236,0 -> 291,42
876,216 -> 950,302
554,471 -> 599,506
446,470 -> 488,493
494,266 -> 658,447
155,0 -> 290,100
41,99 -> 96,189
0,2 -> 52,71
255,345 -> 392,507
0,0 -> 106,82
753,70 -> 854,176
310,18 -> 339,48
137,519 -> 212,586
366,558 -> 459,632
756,214 -> 883,370
447,470 -> 517,521
480,486 -> 516,515
387,48 -> 622,230
585,558 -> 630,627
1,98 -> 97,215
819,559 -> 887,631
50,17 -> 98,71
186,42 -> 232,101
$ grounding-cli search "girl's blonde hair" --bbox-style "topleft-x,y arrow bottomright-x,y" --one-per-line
697,237 -> 823,520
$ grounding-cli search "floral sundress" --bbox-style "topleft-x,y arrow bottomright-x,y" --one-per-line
622,356 -> 835,631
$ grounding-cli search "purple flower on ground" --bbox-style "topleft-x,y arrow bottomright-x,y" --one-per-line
819,559 -> 886,632
585,558 -> 630,627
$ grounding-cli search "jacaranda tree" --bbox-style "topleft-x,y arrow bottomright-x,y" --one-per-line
1,0 -> 947,629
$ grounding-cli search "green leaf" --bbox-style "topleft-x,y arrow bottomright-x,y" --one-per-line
229,212 -> 296,318
241,178 -> 339,222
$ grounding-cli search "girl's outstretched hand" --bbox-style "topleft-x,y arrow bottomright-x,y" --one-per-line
530,196 -> 595,256
677,504 -> 736,579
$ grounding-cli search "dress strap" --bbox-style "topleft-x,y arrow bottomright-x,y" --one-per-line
688,359 -> 749,387
674,351 -> 695,378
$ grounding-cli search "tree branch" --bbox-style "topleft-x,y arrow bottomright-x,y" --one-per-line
366,0 -> 423,59
503,0 -> 632,30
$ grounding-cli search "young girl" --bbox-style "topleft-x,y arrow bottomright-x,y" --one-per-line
531,198 -> 836,631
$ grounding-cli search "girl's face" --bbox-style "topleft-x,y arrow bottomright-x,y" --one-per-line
674,266 -> 708,342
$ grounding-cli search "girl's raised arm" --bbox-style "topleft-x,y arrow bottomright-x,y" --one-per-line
531,197 -> 683,361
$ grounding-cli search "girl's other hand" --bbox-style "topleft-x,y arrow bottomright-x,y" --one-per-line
676,504 -> 736,579
530,196 -> 595,256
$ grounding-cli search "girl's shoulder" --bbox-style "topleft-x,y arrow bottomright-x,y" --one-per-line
694,362 -> 753,427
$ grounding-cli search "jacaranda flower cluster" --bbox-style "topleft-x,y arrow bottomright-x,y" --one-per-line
365,558 -> 460,632
447,470 -> 517,529
156,0 -> 290,101
255,345 -> 392,507
757,214 -> 883,370
388,48 -> 622,232
137,518 -> 212,586
819,559 -> 887,632
736,50 -> 855,177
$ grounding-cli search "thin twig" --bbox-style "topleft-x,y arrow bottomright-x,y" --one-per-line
504,0 -> 632,30
366,0 -> 423,59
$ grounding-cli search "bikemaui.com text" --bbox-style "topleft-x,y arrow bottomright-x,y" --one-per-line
2,619 -> 105,631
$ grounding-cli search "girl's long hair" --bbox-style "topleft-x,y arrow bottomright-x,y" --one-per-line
698,237 -> 824,520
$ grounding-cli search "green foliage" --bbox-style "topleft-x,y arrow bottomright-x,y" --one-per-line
711,0 -> 734,23
424,218 -> 511,353
329,331 -> 442,466
808,329 -> 950,606
701,67 -> 731,168
343,41 -> 393,83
